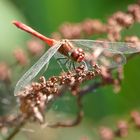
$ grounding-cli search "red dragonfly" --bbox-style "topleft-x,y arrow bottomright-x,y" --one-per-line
13,20 -> 140,96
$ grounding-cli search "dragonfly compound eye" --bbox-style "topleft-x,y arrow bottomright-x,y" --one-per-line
71,48 -> 85,62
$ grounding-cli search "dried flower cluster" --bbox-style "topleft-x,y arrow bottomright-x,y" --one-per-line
13,48 -> 28,66
0,1 -> 140,140
0,114 -> 24,135
0,62 -> 11,82
27,38 -> 45,55
52,2 -> 140,41
13,38 -> 45,67
18,64 -> 101,123
99,110 -> 140,140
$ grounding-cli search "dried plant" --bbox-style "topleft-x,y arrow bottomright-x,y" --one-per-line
0,1 -> 140,140
98,110 -> 140,140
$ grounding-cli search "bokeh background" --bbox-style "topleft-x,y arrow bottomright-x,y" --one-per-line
0,0 -> 140,139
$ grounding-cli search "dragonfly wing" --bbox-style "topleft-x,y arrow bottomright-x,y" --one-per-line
96,52 -> 126,68
69,40 -> 128,68
69,39 -> 140,54
14,42 -> 62,96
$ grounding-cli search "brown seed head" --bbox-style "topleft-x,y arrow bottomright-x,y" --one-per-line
13,48 -> 28,66
116,120 -> 128,137
0,62 -> 11,82
99,127 -> 114,140
27,39 -> 45,55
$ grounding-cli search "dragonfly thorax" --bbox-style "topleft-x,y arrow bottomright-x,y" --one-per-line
58,40 -> 85,62
58,39 -> 73,56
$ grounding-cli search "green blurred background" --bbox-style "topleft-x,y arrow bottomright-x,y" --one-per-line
1,0 -> 140,139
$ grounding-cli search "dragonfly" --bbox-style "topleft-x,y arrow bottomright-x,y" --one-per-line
13,20 -> 140,96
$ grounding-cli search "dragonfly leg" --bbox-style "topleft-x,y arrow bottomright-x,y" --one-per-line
67,60 -> 88,71
56,57 -> 67,62
65,60 -> 71,71
56,57 -> 69,72
72,61 -> 76,70
81,61 -> 88,70
64,58 -> 69,65
66,60 -> 76,71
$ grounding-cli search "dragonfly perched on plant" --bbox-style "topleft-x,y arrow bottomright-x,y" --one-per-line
13,20 -> 140,96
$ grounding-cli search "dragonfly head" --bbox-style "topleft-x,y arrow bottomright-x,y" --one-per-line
59,39 -> 85,62
71,48 -> 85,62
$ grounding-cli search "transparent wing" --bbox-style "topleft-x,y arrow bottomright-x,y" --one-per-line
69,40 -> 131,68
69,39 -> 140,54
14,42 -> 62,96
95,51 -> 127,68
